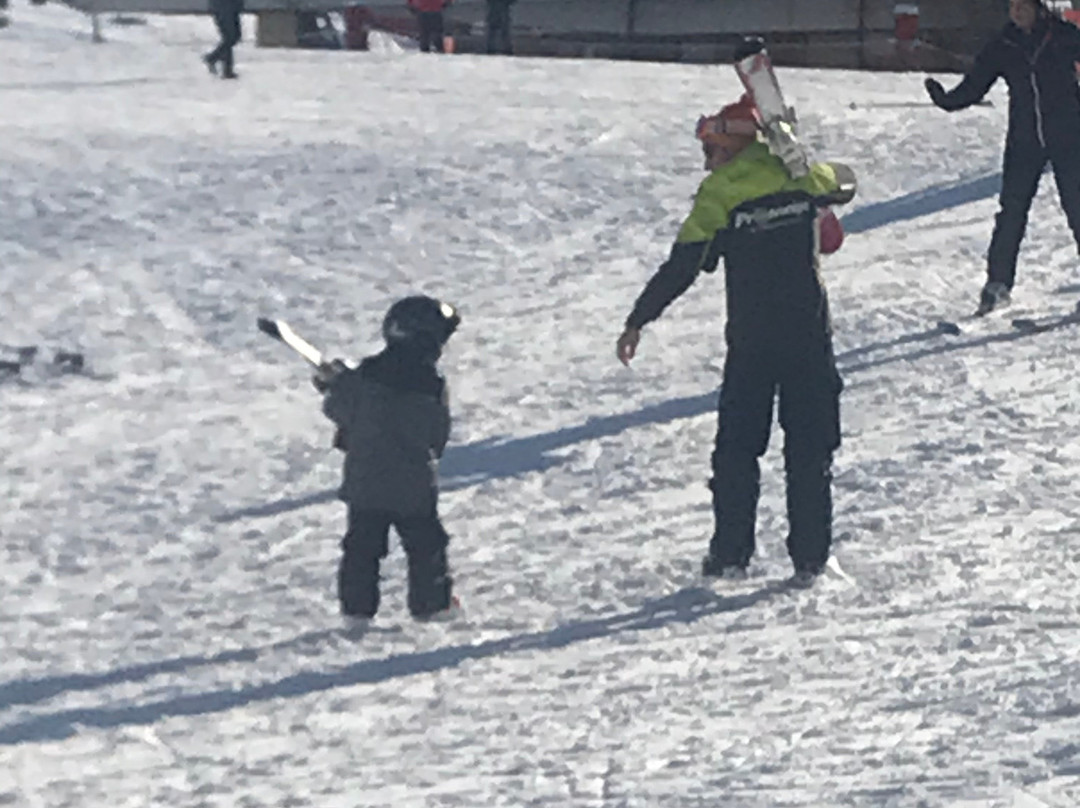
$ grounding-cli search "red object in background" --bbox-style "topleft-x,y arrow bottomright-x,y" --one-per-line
343,6 -> 371,50
344,4 -> 426,49
893,3 -> 919,42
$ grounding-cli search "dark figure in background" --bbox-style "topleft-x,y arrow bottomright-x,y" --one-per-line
204,0 -> 242,79
317,296 -> 461,621
486,0 -> 515,55
407,0 -> 450,53
616,96 -> 856,587
926,0 -> 1080,314
297,12 -> 342,50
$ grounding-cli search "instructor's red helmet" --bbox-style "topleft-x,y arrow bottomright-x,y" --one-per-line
695,93 -> 760,146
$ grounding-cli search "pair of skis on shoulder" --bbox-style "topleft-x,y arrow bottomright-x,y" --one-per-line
733,37 -> 856,206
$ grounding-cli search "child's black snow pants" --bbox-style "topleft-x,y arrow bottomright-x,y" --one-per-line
339,505 -> 452,618
706,336 -> 842,574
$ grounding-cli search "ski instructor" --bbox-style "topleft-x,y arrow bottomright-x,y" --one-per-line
925,0 -> 1080,314
615,92 -> 855,586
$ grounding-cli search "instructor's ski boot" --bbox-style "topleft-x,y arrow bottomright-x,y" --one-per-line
976,281 -> 1011,315
702,555 -> 748,580
341,614 -> 372,635
788,569 -> 820,589
414,594 -> 462,622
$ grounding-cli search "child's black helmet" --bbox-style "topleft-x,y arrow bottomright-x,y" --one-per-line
382,295 -> 461,355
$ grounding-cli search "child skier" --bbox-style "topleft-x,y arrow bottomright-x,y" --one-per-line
317,295 -> 460,620
615,95 -> 854,585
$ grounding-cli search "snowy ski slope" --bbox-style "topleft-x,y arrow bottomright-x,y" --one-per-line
2,5 -> 1080,807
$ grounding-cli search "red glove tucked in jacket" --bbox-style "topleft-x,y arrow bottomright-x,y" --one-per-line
818,208 -> 844,255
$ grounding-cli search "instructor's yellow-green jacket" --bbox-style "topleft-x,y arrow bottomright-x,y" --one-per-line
626,140 -> 850,346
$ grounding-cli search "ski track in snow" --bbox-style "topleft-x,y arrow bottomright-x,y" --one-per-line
2,6 -> 1080,807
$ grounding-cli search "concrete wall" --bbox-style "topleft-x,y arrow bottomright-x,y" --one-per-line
633,0 -> 861,36
510,0 -> 628,35
256,7 -> 298,45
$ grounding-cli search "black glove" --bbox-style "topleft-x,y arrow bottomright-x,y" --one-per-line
312,358 -> 348,393
924,77 -> 947,108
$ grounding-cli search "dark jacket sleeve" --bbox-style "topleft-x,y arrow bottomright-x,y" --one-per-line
1054,16 -> 1080,61
625,240 -> 713,329
322,372 -> 359,451
433,380 -> 451,458
323,368 -> 364,427
936,40 -> 1001,111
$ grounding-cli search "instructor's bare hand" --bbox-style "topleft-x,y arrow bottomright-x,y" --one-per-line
616,327 -> 641,366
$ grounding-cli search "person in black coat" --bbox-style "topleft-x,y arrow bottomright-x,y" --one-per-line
485,0 -> 515,55
204,0 -> 243,79
926,0 -> 1080,313
318,296 -> 460,621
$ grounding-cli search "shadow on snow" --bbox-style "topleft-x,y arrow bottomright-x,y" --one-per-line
215,390 -> 719,523
839,171 -> 1002,235
0,631 -> 337,711
0,583 -> 786,745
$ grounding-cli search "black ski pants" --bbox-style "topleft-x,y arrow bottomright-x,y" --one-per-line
707,338 -> 842,574
207,9 -> 241,75
485,1 -> 512,55
417,11 -> 445,53
339,505 -> 452,618
988,143 -> 1080,290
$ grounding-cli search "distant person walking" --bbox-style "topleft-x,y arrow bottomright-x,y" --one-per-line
485,0 -> 515,55
407,0 -> 450,53
204,0 -> 242,79
926,0 -> 1080,314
